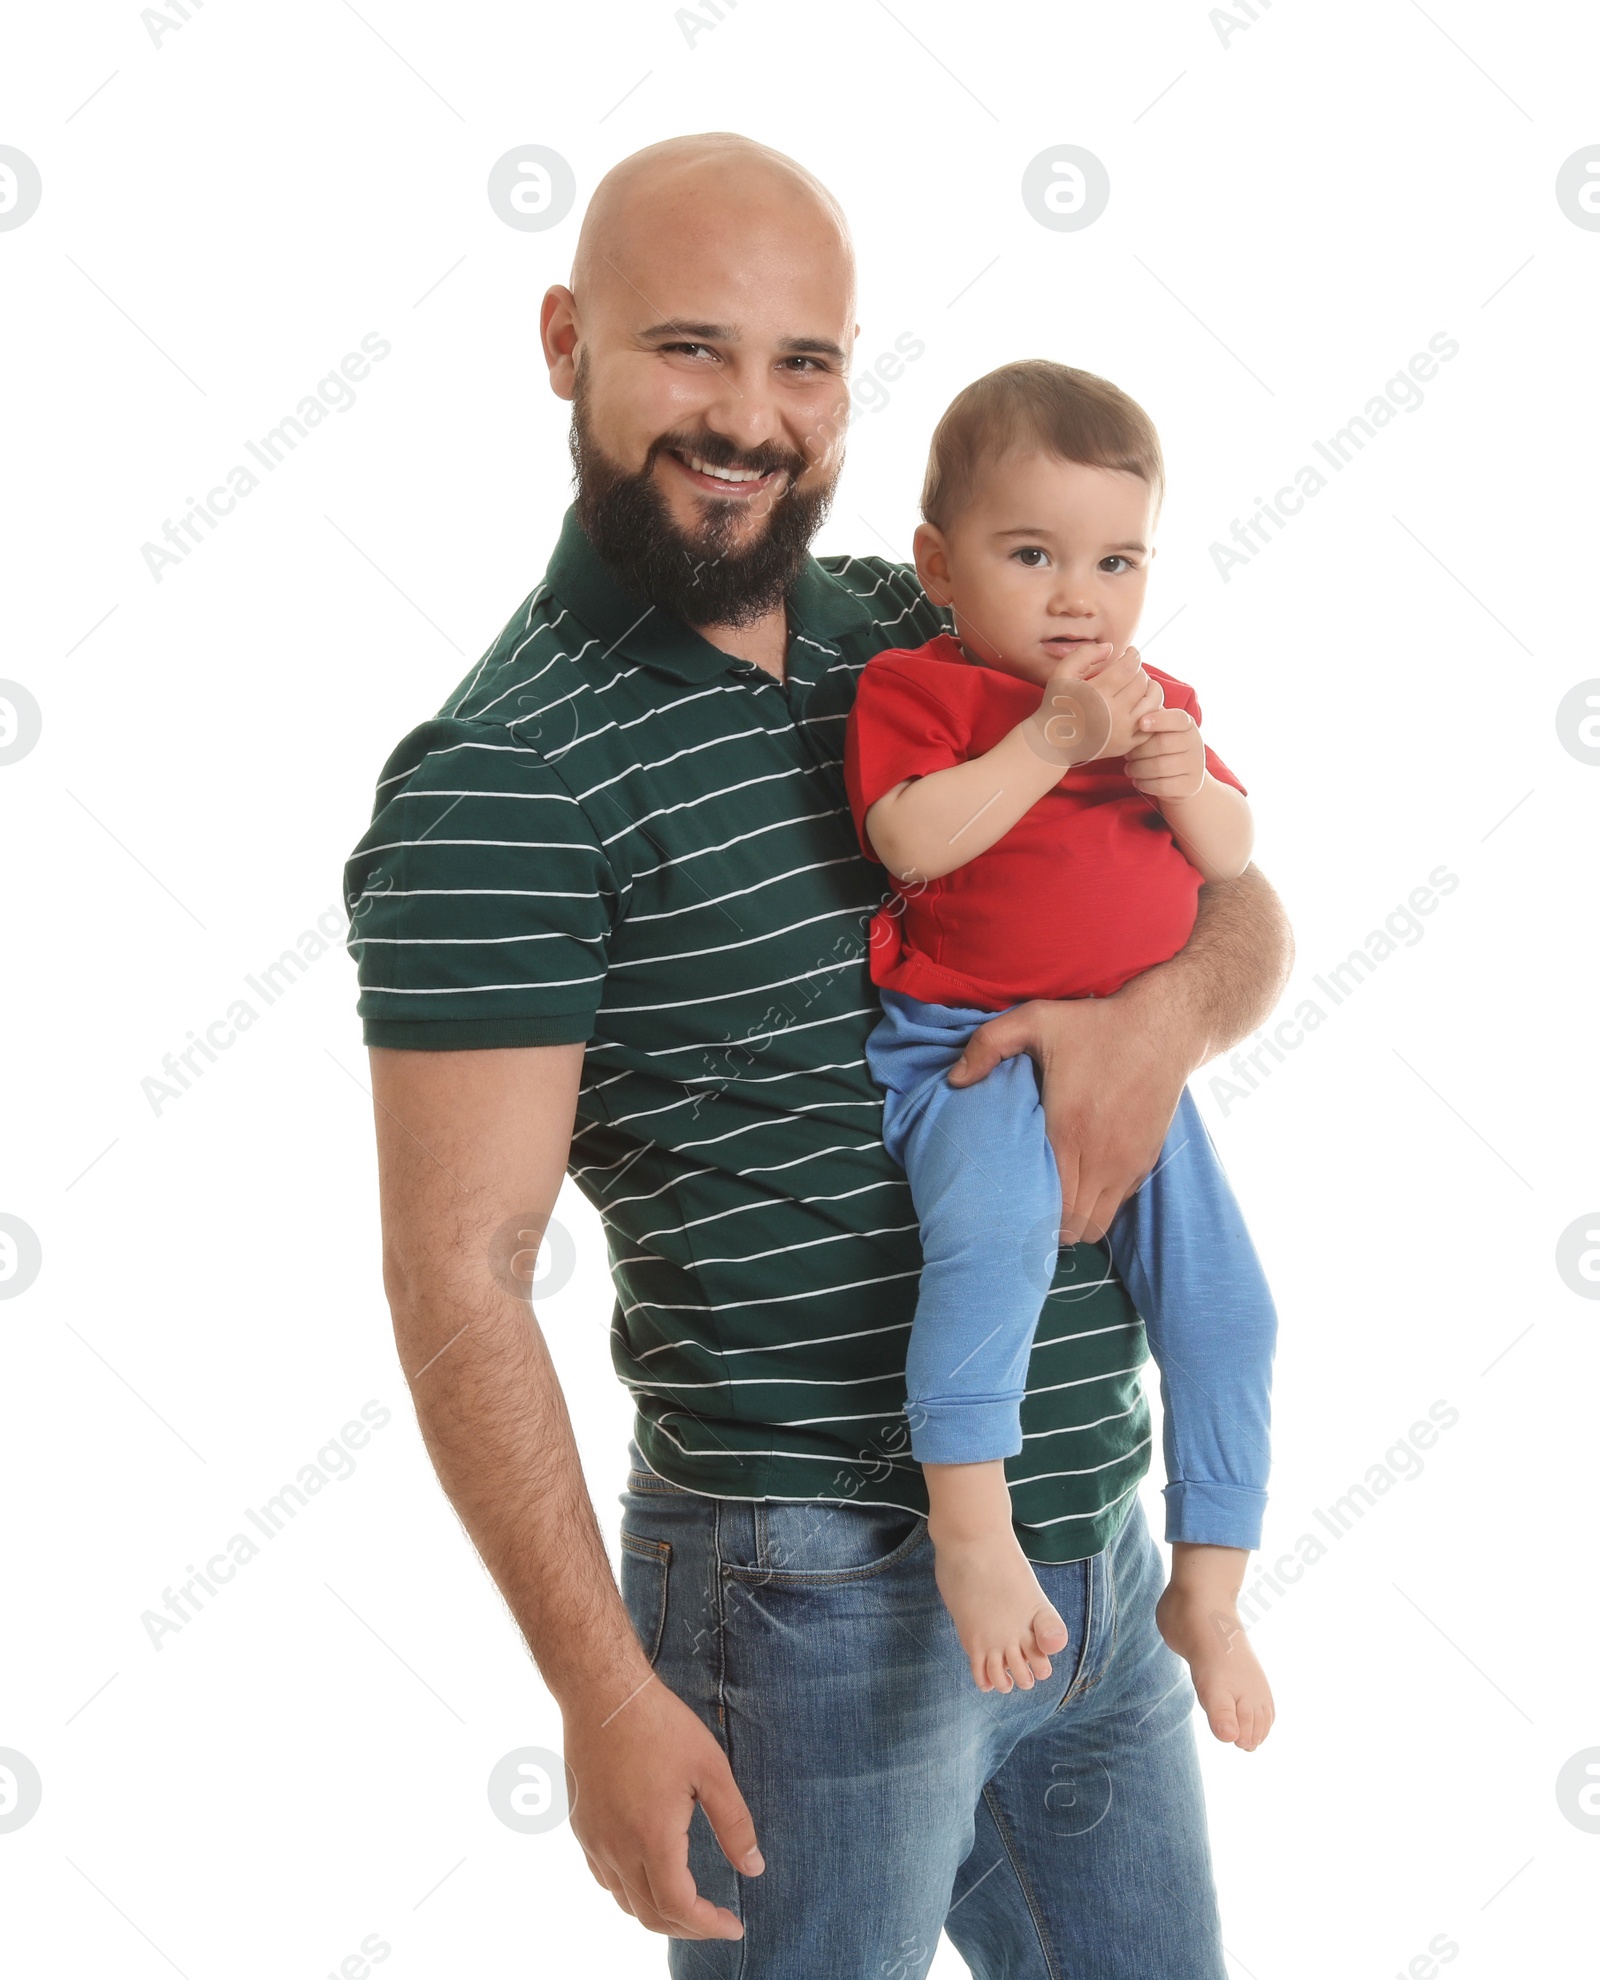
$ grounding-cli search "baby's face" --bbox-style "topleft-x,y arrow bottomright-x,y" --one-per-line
914,451 -> 1156,688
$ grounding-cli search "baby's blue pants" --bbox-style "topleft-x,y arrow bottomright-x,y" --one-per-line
865,988 -> 1277,1551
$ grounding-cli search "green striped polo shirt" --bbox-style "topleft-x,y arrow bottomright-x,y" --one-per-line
343,505 -> 1152,1563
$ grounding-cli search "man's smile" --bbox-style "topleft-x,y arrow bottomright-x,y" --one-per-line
663,447 -> 791,501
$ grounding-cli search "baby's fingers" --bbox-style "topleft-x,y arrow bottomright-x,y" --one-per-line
1124,735 -> 1199,770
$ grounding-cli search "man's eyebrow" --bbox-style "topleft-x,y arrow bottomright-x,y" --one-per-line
637,319 -> 846,361
992,526 -> 1149,554
777,334 -> 848,360
638,319 -> 735,341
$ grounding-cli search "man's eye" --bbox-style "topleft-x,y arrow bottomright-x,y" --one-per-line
661,342 -> 714,359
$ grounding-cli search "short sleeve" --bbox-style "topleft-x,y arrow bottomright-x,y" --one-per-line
843,659 -> 972,866
1148,669 -> 1247,797
343,718 -> 623,1050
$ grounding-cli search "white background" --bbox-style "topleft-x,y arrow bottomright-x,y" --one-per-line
3,3 -> 1597,1975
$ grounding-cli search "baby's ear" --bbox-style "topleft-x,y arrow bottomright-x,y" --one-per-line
911,521 -> 952,601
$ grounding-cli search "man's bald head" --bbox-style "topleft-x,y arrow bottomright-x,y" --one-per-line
569,133 -> 854,320
538,132 -> 859,632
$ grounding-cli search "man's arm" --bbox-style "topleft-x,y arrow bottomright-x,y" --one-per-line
369,1044 -> 761,1942
948,864 -> 1293,1243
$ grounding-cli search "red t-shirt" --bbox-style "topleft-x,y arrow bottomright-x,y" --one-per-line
843,633 -> 1246,1010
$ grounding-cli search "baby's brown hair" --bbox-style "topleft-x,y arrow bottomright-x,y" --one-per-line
920,359 -> 1165,531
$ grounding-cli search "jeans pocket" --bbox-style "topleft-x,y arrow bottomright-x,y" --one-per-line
724,1501 -> 929,1587
619,1531 -> 671,1666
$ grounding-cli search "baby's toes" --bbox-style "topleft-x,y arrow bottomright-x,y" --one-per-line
1203,1687 -> 1241,1744
1034,1607 -> 1069,1656
1017,1623 -> 1055,1684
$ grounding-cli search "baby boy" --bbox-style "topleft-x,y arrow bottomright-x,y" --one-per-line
843,359 -> 1278,1749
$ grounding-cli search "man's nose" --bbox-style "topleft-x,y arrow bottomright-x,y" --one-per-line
695,368 -> 792,462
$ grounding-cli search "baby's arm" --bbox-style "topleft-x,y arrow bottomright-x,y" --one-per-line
865,642 -> 1157,882
1123,709 -> 1253,883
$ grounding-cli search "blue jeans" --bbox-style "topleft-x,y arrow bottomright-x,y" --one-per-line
617,1444 -> 1227,1978
864,988 -> 1277,1551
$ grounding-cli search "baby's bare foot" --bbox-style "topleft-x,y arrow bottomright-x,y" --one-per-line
927,1519 -> 1069,1692
922,1459 -> 1069,1691
1156,1580 -> 1275,1750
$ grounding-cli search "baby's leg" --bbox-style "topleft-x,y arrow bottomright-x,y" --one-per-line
1106,1087 -> 1278,1748
922,1456 -> 1070,1695
1154,1543 -> 1275,1750
874,1002 -> 1069,1693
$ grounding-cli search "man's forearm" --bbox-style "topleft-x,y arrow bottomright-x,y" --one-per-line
367,1037 -> 759,1942
394,1287 -> 648,1714
367,1044 -> 645,1717
1113,863 -> 1293,1072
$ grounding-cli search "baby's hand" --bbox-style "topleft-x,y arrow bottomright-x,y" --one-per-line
1083,643 -> 1164,760
1043,637 -> 1114,685
1123,707 -> 1206,800
1029,643 -> 1114,767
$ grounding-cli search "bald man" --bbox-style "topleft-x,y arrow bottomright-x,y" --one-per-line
344,132 -> 1291,1978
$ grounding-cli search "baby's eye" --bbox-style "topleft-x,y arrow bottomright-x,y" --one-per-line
1012,545 -> 1049,567
1100,555 -> 1131,574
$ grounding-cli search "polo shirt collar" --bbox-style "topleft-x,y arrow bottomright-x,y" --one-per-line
540,503 -> 878,683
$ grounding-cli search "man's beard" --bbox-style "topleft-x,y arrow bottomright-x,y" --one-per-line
569,362 -> 838,630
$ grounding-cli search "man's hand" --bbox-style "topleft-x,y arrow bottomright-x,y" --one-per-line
947,995 -> 1185,1242
1124,707 -> 1206,800
564,1675 -> 764,1940
945,868 -> 1294,1241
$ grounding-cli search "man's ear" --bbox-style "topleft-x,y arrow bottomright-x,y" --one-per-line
541,285 -> 580,401
912,522 -> 953,605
